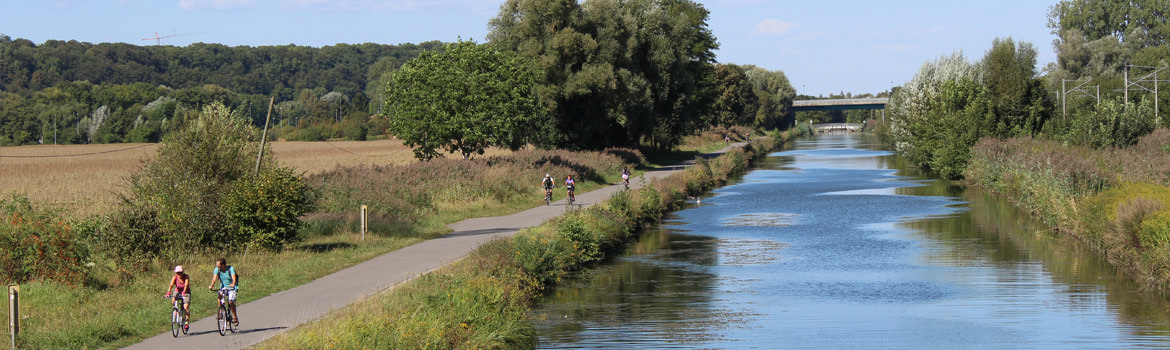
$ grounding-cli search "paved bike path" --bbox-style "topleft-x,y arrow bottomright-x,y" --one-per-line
126,142 -> 748,350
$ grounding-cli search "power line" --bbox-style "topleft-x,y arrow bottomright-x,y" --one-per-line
0,144 -> 154,158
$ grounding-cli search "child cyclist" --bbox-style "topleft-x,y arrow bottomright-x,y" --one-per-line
164,265 -> 192,332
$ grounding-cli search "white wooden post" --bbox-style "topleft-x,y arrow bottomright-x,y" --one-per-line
360,205 -> 368,242
8,284 -> 17,350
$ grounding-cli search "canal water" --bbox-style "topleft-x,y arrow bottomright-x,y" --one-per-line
531,134 -> 1170,349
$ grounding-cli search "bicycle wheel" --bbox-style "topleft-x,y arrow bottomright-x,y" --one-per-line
181,308 -> 189,335
217,306 -> 228,336
171,308 -> 181,337
228,310 -> 236,333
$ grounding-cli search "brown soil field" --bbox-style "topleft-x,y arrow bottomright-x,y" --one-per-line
0,140 -> 510,217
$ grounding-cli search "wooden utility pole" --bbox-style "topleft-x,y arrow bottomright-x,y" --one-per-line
254,96 -> 275,176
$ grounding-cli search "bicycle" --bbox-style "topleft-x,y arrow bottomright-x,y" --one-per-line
213,288 -> 237,335
566,186 -> 575,207
544,186 -> 554,206
164,294 -> 190,337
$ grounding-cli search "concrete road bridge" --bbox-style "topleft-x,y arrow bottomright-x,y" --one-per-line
792,97 -> 889,125
791,98 -> 888,112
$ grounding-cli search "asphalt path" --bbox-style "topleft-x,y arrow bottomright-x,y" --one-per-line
125,142 -> 748,349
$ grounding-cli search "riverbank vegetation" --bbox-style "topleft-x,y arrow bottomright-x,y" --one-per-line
257,129 -> 807,349
880,0 -> 1170,290
966,130 -> 1170,291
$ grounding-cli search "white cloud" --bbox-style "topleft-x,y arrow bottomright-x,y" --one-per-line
751,19 -> 797,37
179,0 -> 256,10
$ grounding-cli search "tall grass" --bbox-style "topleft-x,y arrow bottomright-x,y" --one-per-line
966,129 -> 1170,291
257,129 -> 794,349
309,148 -> 639,233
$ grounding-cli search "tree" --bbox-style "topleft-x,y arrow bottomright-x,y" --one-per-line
742,65 -> 796,129
488,0 -> 719,150
383,41 -> 543,160
981,38 -> 1050,136
708,63 -> 758,127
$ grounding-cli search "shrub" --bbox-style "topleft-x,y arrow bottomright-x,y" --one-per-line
1065,98 -> 1157,149
94,201 -> 163,267
113,102 -> 315,262
512,228 -> 569,288
0,194 -> 88,285
223,167 -> 317,251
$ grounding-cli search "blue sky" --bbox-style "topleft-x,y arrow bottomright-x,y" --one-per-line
2,0 -> 1058,97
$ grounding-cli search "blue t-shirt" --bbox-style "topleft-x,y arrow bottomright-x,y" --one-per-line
213,266 -> 238,290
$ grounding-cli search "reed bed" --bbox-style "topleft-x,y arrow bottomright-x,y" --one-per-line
966,129 -> 1170,291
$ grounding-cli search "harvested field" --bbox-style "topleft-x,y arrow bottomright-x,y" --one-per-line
0,139 -> 511,217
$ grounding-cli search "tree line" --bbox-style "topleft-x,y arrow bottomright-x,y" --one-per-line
0,35 -> 441,145
383,0 -> 796,159
883,0 -> 1168,179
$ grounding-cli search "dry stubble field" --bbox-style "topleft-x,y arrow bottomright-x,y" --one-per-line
0,139 -> 510,217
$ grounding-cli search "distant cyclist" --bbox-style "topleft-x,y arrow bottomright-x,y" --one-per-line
208,257 -> 239,327
164,265 -> 192,332
621,167 -> 630,189
541,174 -> 555,202
565,175 -> 576,202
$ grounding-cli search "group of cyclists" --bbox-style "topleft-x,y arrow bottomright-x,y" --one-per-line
164,257 -> 240,332
542,167 -> 632,203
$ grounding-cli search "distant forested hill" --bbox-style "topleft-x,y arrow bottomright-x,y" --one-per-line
0,35 -> 442,145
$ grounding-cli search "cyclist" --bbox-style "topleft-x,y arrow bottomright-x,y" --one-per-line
542,174 -> 555,202
724,135 -> 730,145
565,174 -> 576,202
621,167 -> 630,189
208,257 -> 239,327
164,265 -> 192,332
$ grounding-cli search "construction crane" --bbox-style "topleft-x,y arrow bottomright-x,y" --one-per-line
142,32 -> 201,46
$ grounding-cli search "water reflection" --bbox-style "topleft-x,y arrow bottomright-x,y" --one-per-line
533,134 -> 1170,349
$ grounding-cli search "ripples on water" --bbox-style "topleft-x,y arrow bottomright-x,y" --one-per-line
532,135 -> 1170,349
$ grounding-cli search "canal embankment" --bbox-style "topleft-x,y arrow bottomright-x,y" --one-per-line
965,129 -> 1170,291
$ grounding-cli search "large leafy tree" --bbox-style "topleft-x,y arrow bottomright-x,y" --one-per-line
742,65 -> 796,130
981,38 -> 1050,137
708,63 -> 758,127
488,0 -> 718,150
383,41 -> 543,161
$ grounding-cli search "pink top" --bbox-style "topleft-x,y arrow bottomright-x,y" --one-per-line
172,273 -> 191,295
